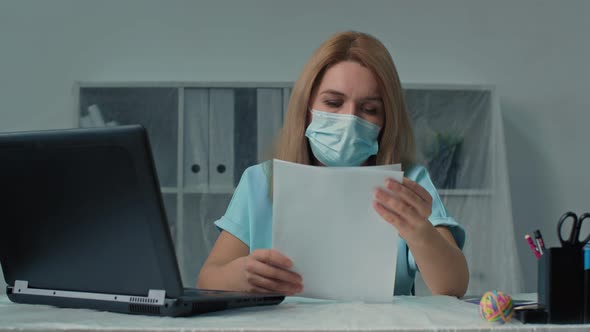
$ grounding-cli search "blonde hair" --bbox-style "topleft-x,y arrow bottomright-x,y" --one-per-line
274,31 -> 415,167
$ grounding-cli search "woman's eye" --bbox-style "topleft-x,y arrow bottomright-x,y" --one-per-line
363,108 -> 378,115
324,100 -> 342,108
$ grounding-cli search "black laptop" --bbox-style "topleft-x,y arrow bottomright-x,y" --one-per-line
0,124 -> 284,316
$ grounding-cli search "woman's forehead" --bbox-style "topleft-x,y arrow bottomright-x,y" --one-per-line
317,61 -> 380,99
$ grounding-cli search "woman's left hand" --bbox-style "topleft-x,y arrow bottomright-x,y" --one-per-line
373,177 -> 434,241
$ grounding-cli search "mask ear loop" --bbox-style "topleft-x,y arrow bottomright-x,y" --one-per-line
306,108 -> 315,126
305,108 -> 313,132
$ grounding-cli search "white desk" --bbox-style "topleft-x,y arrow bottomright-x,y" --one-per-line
1,294 -> 588,332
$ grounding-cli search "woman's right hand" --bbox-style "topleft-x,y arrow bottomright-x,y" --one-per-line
234,249 -> 303,295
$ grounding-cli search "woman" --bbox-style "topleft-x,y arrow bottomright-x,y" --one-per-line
197,31 -> 469,297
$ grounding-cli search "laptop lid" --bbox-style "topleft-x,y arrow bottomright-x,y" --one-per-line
0,125 -> 184,298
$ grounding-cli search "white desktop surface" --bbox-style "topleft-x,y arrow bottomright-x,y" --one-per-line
1,294 -> 588,332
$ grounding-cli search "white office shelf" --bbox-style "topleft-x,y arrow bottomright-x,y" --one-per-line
438,189 -> 492,196
76,82 -> 501,295
160,187 -> 178,194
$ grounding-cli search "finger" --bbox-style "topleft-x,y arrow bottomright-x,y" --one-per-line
248,273 -> 302,295
248,283 -> 296,295
401,177 -> 433,204
373,200 -> 405,228
247,285 -> 275,294
374,188 -> 421,221
246,259 -> 302,286
252,249 -> 293,269
384,180 -> 429,217
388,177 -> 427,204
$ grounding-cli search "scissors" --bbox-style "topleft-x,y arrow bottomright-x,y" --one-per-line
557,211 -> 590,248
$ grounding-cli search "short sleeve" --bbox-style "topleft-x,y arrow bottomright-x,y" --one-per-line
405,165 -> 466,272
214,169 -> 252,247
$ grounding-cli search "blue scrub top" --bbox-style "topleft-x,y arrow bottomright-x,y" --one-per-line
214,161 -> 465,295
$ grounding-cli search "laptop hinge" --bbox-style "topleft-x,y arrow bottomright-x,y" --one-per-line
13,280 -> 166,305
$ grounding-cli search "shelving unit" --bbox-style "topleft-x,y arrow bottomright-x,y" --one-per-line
76,82 -> 519,295
438,189 -> 492,196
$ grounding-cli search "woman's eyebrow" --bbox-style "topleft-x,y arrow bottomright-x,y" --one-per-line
320,89 -> 346,97
320,89 -> 382,103
360,96 -> 383,103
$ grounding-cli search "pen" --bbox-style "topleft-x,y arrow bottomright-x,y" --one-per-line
534,230 -> 545,255
525,234 -> 541,259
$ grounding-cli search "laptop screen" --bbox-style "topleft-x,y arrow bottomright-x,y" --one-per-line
0,126 -> 183,298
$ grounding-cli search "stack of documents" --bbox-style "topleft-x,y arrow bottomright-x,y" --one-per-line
272,159 -> 403,302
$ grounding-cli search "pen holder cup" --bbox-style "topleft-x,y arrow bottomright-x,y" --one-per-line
538,246 -> 584,324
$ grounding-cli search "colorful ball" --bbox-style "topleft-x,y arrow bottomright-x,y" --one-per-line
479,290 -> 514,323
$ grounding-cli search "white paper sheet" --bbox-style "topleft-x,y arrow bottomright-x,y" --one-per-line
272,159 -> 403,302
330,164 -> 401,172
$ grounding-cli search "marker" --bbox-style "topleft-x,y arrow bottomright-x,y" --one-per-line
584,244 -> 590,323
534,230 -> 545,255
525,234 -> 541,259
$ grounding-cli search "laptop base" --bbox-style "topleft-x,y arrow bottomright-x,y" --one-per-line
7,280 -> 284,317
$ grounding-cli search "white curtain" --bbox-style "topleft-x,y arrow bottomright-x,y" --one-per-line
406,85 -> 523,295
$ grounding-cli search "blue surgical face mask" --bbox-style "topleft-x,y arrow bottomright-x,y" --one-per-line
305,109 -> 381,167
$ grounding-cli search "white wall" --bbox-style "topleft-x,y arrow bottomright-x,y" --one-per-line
1,0 -> 589,293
